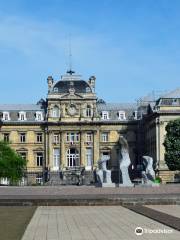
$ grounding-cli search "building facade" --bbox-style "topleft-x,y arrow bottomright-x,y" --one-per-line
0,71 -> 180,184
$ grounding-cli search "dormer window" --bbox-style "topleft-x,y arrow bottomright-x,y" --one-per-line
2,112 -> 10,121
52,106 -> 60,118
54,87 -> 58,92
35,111 -> 43,121
86,87 -> 91,93
102,111 -> 109,120
18,111 -> 27,121
118,111 -> 126,120
172,99 -> 178,106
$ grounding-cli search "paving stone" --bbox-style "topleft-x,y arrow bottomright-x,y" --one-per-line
22,206 -> 180,240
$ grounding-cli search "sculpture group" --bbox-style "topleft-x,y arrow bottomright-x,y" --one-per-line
96,136 -> 156,187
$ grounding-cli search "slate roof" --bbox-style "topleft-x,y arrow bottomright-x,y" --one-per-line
0,104 -> 45,122
0,104 -> 43,111
97,103 -> 136,111
97,102 -> 137,120
53,80 -> 92,94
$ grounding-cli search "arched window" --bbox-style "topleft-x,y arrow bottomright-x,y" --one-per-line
52,106 -> 60,118
86,105 -> 92,117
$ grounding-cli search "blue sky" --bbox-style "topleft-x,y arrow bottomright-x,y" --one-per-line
0,0 -> 180,103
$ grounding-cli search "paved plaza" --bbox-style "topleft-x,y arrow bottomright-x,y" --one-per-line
22,206 -> 180,240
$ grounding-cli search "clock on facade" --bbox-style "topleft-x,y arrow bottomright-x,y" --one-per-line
68,104 -> 77,116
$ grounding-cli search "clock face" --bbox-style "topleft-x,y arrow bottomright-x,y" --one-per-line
68,105 -> 76,116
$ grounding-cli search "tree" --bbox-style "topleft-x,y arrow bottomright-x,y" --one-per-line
163,119 -> 180,170
0,141 -> 26,184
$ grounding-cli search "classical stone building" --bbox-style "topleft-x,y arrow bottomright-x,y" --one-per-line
139,89 -> 180,183
0,71 -> 180,184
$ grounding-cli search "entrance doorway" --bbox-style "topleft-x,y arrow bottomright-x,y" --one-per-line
67,148 -> 79,167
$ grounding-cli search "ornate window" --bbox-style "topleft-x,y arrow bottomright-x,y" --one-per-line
86,133 -> 93,142
53,134 -> 59,144
52,106 -> 60,118
18,111 -> 27,121
4,133 -> 10,142
66,133 -> 79,143
86,105 -> 92,117
2,112 -> 10,121
101,132 -> 109,142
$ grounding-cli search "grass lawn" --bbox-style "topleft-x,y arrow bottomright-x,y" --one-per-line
0,206 -> 36,240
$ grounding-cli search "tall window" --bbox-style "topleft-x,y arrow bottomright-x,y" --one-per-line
86,133 -> 93,143
86,106 -> 92,117
53,149 -> 60,168
2,112 -> 10,121
53,134 -> 59,144
101,132 -> 108,142
102,111 -> 109,120
20,133 -> 26,143
4,133 -> 9,142
37,133 -> 43,143
67,148 -> 79,167
18,112 -> 27,121
66,133 -> 79,142
52,106 -> 60,118
36,152 -> 43,166
86,148 -> 93,167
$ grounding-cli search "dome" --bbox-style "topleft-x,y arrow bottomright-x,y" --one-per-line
53,80 -> 92,94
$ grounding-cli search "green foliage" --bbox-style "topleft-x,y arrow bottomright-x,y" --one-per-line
154,177 -> 162,183
0,141 -> 26,184
163,119 -> 180,170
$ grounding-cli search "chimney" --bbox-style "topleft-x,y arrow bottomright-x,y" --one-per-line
47,76 -> 54,92
88,76 -> 96,92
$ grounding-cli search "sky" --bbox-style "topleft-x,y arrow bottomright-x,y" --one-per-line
0,0 -> 180,104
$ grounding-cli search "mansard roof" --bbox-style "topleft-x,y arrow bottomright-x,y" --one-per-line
97,102 -> 136,111
0,104 -> 43,111
53,80 -> 92,94
97,102 -> 137,120
0,104 -> 45,122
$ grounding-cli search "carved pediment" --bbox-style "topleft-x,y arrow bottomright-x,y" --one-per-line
60,92 -> 83,99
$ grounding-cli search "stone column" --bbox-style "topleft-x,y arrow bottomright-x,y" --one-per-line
80,131 -> 85,166
60,131 -> 66,168
48,130 -> 53,170
93,128 -> 100,167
